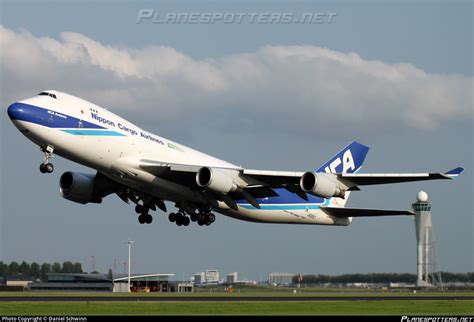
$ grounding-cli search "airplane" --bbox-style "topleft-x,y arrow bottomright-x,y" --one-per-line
6,90 -> 464,227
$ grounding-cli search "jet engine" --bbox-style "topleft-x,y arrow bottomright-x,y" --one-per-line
196,167 -> 238,194
300,172 -> 345,198
59,172 -> 102,204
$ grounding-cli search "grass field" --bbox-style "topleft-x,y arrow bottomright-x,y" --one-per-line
0,300 -> 473,315
1,288 -> 473,298
1,288 -> 472,315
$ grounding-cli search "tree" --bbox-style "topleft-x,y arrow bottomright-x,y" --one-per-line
72,262 -> 83,273
0,262 -> 8,277
30,262 -> 41,280
52,262 -> 61,273
19,261 -> 30,276
40,263 -> 51,282
61,261 -> 74,273
108,268 -> 113,280
8,262 -> 19,275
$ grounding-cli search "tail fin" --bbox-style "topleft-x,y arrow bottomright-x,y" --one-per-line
317,141 -> 369,208
316,141 -> 369,174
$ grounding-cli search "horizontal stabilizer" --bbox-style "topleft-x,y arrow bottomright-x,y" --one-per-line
321,206 -> 415,218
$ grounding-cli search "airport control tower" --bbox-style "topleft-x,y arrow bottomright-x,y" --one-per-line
412,191 -> 443,288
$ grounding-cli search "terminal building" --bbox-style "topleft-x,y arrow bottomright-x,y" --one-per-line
205,270 -> 219,284
194,270 -> 220,285
28,273 -> 191,292
268,273 -> 294,285
226,272 -> 238,284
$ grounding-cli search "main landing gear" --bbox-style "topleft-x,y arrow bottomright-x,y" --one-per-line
168,203 -> 216,227
39,146 -> 54,174
121,192 -> 216,227
135,204 -> 153,225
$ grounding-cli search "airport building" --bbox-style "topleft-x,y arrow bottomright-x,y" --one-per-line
205,270 -> 219,284
194,272 -> 205,285
193,270 -> 220,285
268,273 -> 294,285
29,273 -> 185,292
226,272 -> 238,284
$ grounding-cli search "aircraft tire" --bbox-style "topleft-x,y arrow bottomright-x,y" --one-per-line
145,214 -> 153,224
183,216 -> 190,226
207,213 -> 215,223
45,163 -> 54,173
168,213 -> 176,222
135,205 -> 143,214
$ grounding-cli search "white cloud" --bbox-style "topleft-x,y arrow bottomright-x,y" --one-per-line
1,25 -> 472,136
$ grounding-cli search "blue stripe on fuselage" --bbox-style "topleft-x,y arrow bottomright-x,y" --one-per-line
238,197 -> 331,210
62,129 -> 125,136
8,102 -> 105,129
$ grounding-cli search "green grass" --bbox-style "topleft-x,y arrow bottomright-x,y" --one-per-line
0,300 -> 472,315
0,289 -> 473,297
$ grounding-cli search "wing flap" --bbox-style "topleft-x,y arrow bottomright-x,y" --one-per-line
321,206 -> 415,218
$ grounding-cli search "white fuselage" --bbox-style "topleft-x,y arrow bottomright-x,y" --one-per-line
8,91 -> 350,226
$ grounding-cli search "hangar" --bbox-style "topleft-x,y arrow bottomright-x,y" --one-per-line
29,273 -> 184,292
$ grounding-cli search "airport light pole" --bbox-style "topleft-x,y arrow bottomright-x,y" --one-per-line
126,238 -> 134,292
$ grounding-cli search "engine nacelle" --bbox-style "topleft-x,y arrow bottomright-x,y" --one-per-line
59,172 -> 101,204
196,167 -> 237,194
300,172 -> 345,198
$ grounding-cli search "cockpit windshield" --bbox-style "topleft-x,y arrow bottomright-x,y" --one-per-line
38,92 -> 57,99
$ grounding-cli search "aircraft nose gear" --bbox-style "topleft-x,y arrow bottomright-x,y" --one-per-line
39,146 -> 54,174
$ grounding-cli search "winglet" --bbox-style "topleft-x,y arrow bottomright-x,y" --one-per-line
445,167 -> 464,178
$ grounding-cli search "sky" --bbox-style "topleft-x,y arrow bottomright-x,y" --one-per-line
0,0 -> 472,280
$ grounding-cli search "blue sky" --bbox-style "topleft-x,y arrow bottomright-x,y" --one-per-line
0,0 -> 472,279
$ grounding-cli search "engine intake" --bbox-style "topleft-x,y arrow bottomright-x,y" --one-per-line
300,172 -> 345,198
196,167 -> 237,194
60,172 -> 102,204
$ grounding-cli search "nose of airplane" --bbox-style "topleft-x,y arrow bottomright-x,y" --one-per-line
7,102 -> 25,121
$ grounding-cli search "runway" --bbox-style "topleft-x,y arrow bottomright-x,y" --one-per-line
1,296 -> 473,302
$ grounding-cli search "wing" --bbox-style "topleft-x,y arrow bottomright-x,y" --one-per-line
135,158 -> 463,208
321,206 -> 415,218
339,167 -> 464,186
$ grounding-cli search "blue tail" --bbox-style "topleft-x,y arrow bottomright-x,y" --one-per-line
317,141 -> 369,174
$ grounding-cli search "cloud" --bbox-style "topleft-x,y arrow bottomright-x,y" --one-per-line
0,25 -> 472,137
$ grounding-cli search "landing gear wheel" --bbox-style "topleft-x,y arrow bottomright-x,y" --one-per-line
145,214 -> 153,224
197,213 -> 205,222
138,214 -> 146,224
44,163 -> 54,173
204,203 -> 213,213
197,219 -> 205,226
183,216 -> 190,226
135,204 -> 144,214
206,213 -> 216,223
205,221 -> 211,226
190,213 -> 198,222
168,213 -> 176,222
40,146 -> 54,174
176,217 -> 183,226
